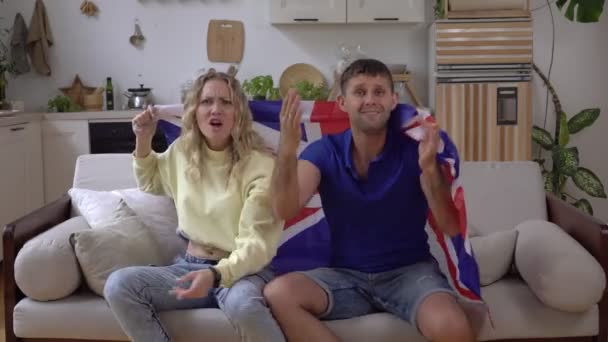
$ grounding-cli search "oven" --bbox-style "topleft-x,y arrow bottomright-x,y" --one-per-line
89,121 -> 168,154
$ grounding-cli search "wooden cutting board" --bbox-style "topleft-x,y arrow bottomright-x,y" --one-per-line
207,20 -> 244,63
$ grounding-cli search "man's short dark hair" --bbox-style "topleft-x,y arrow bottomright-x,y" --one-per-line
340,59 -> 394,95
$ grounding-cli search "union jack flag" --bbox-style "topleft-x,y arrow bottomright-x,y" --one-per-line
154,101 -> 484,307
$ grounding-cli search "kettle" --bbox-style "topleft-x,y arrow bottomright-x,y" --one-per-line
124,84 -> 153,109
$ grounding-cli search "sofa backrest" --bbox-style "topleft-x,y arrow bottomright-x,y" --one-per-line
460,161 -> 547,236
72,155 -> 548,237
73,154 -> 136,191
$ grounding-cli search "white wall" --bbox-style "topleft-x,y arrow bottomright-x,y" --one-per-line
2,0 -> 607,221
531,0 -> 608,222
1,0 -> 431,110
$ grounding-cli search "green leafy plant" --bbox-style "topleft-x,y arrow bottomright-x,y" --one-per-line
556,0 -> 604,22
294,80 -> 328,101
47,95 -> 81,112
267,87 -> 281,101
434,0 -> 446,18
531,64 -> 605,215
242,75 -> 274,100
530,1 -> 605,216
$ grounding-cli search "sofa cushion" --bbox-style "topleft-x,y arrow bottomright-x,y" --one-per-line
15,216 -> 89,301
460,161 -> 547,236
68,188 -> 135,227
471,230 -> 518,286
515,219 -> 605,313
326,313 -> 423,342
113,188 -> 186,263
14,284 -> 597,342
13,291 -> 423,342
73,153 -> 137,191
68,187 -> 186,264
70,216 -> 166,296
13,291 -> 238,341
477,277 -> 598,340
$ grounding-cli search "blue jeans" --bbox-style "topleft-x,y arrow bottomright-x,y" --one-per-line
103,253 -> 284,342
298,259 -> 454,330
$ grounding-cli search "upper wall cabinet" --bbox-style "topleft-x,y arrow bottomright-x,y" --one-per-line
270,0 -> 347,24
347,0 -> 425,23
270,0 -> 425,24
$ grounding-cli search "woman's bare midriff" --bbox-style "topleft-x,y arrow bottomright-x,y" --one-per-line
186,240 -> 230,261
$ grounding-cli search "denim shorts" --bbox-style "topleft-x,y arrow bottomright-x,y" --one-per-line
298,259 -> 454,330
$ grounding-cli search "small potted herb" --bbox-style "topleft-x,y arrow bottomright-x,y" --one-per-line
47,95 -> 81,112
294,80 -> 328,101
242,75 -> 274,100
267,88 -> 281,101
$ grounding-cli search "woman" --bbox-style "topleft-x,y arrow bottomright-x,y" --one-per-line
103,69 -> 285,342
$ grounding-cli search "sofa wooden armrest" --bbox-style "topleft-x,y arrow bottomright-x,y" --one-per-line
2,194 -> 72,342
546,192 -> 608,342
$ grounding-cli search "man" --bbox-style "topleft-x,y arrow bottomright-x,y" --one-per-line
265,59 -> 475,342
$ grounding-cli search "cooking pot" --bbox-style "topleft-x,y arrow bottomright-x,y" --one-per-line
124,84 -> 153,109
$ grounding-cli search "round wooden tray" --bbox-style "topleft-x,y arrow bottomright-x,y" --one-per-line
279,63 -> 325,98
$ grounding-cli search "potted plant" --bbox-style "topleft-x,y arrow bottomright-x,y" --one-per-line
555,0 -> 604,22
531,67 -> 604,215
47,95 -> 81,113
530,0 -> 606,215
294,80 -> 328,101
267,87 -> 281,101
242,75 -> 274,100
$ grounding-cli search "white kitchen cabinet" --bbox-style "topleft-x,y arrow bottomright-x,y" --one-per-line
347,0 -> 426,23
270,0 -> 425,24
0,121 -> 44,230
42,120 -> 90,203
270,0 -> 347,24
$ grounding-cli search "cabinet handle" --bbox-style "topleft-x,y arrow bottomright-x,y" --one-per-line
293,18 -> 319,22
10,127 -> 25,132
374,18 -> 399,21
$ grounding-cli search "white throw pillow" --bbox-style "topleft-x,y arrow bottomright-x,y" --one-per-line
113,188 -> 186,263
70,216 -> 166,296
515,219 -> 605,313
68,188 -> 131,227
470,230 -> 518,286
15,217 -> 89,301
68,187 -> 186,264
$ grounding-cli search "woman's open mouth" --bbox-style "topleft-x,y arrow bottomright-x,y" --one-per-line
210,119 -> 223,128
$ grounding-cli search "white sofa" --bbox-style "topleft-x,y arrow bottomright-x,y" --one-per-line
3,154 -> 607,342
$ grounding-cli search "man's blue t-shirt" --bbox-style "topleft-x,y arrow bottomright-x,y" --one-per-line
299,127 -> 432,273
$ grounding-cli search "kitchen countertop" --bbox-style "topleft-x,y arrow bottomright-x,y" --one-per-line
0,110 -> 141,127
44,110 -> 140,120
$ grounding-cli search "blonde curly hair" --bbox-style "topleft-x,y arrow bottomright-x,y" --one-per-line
179,69 -> 266,182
